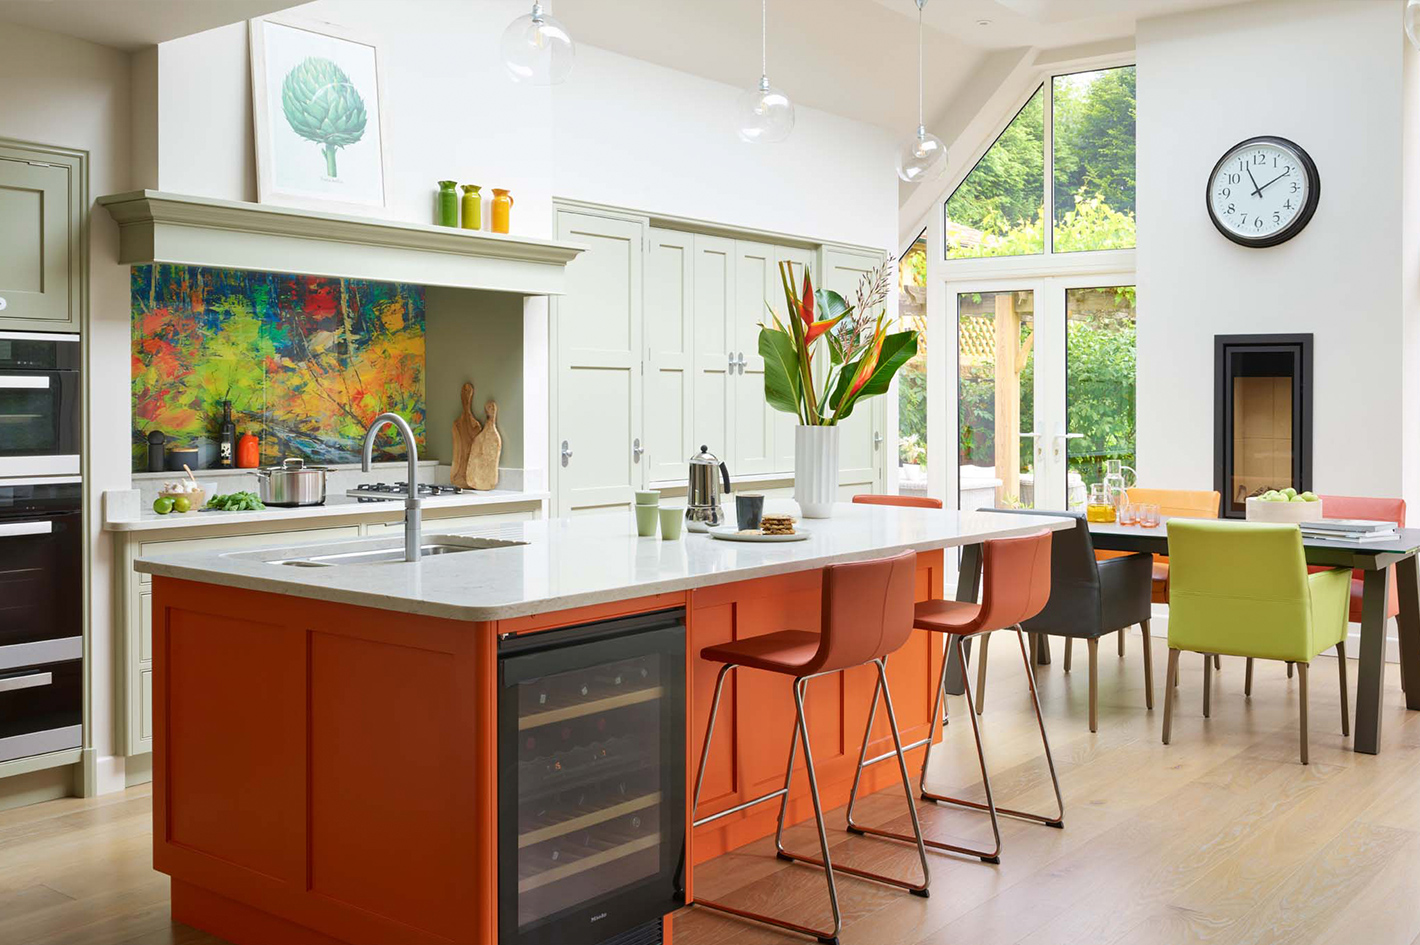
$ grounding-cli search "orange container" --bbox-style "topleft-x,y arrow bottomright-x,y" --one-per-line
491,188 -> 513,234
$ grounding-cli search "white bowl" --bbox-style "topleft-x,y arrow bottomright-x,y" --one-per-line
1245,496 -> 1323,523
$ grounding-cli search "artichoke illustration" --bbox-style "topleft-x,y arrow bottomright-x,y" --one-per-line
281,57 -> 368,179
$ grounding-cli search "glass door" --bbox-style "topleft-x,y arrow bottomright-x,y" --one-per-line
952,276 -> 1136,513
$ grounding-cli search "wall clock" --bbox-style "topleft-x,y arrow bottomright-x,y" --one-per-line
1206,136 -> 1320,247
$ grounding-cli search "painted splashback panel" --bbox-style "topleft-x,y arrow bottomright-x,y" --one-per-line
131,264 -> 425,471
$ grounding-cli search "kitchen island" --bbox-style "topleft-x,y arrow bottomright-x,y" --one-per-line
135,502 -> 1071,945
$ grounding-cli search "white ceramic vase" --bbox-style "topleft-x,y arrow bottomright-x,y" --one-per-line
794,424 -> 839,519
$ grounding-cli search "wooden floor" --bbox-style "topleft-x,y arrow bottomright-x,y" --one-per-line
6,633 -> 1420,945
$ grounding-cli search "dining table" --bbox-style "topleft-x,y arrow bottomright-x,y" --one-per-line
947,515 -> 1420,755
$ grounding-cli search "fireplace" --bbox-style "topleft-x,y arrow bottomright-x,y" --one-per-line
1214,334 -> 1313,518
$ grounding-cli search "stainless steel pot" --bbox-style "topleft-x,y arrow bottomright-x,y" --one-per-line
256,458 -> 328,507
685,445 -> 732,532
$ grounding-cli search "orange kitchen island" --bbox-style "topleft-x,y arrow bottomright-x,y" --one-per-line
137,505 -> 1068,945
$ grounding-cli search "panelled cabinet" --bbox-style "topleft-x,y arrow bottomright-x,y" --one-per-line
0,141 -> 85,333
551,203 -> 887,515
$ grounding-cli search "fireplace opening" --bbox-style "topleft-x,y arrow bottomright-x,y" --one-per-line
1214,334 -> 1313,518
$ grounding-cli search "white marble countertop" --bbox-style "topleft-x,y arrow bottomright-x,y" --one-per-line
105,488 -> 548,532
132,501 -> 1073,621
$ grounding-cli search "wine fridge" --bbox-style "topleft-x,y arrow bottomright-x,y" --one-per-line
498,609 -> 686,945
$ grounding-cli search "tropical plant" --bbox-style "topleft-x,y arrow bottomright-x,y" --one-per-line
760,262 -> 918,425
281,57 -> 368,178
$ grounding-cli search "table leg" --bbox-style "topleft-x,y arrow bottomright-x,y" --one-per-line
1035,633 -> 1052,665
1395,556 -> 1420,710
1354,567 -> 1392,755
945,544 -> 983,695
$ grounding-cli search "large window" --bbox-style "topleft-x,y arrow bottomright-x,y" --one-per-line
944,88 -> 1044,259
1065,285 -> 1137,508
897,235 -> 928,496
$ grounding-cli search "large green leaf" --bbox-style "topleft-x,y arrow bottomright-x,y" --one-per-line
829,331 -> 918,422
813,288 -> 851,323
759,326 -> 804,420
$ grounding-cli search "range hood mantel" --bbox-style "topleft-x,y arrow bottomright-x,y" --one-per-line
98,190 -> 585,296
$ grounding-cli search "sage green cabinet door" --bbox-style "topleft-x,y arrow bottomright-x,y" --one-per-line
0,150 -> 82,332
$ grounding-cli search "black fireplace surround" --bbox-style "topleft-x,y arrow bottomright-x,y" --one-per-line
1214,334 -> 1313,519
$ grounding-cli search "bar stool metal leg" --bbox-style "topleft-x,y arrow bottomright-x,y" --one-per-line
780,662 -> 931,897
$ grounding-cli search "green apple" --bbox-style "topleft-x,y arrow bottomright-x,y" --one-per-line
1300,491 -> 1319,502
1282,488 -> 1297,499
1260,492 -> 1284,502
1290,495 -> 1307,502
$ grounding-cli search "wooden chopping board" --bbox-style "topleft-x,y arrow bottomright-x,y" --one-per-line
450,382 -> 481,489
468,401 -> 501,490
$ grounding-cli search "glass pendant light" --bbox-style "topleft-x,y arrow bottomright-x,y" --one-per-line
737,0 -> 795,143
896,0 -> 947,183
501,1 -> 575,85
1407,0 -> 1420,50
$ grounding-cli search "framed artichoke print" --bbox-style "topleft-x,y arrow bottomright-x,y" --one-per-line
250,14 -> 390,213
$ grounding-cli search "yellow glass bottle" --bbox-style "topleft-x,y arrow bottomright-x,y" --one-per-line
460,184 -> 482,230
491,188 -> 514,234
1085,482 -> 1116,523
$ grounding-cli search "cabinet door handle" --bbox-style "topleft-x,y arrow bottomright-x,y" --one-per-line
737,352 -> 748,375
0,672 -> 52,693
873,432 -> 884,450
561,441 -> 573,467
632,438 -> 644,462
0,520 -> 52,537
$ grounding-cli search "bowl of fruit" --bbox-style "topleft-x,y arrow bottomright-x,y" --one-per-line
1245,488 -> 1322,523
154,478 -> 211,515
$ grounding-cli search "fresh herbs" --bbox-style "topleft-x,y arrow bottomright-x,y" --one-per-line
206,491 -> 266,512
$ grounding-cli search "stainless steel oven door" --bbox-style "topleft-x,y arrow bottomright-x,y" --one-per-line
0,506 -> 82,649
0,657 -> 82,763
0,332 -> 80,477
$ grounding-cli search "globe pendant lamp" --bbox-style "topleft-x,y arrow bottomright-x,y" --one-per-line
501,1 -> 575,85
737,0 -> 794,143
897,0 -> 947,183
1407,0 -> 1420,50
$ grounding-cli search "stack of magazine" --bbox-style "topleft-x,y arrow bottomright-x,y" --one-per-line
1298,519 -> 1399,544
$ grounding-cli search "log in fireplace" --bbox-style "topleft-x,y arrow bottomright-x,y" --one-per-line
1214,334 -> 1313,519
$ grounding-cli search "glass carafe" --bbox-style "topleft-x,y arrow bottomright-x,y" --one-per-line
1086,482 -> 1116,523
1103,459 -> 1135,512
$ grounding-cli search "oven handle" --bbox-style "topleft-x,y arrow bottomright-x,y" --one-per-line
0,521 -> 53,537
0,672 -> 52,693
0,375 -> 50,389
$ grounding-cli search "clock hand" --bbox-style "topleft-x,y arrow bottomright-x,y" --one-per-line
1256,168 -> 1291,194
1245,165 -> 1263,198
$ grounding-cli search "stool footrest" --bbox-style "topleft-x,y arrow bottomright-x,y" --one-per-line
921,787 -> 1063,827
692,898 -> 838,943
691,786 -> 788,828
859,735 -> 931,769
774,846 -> 929,894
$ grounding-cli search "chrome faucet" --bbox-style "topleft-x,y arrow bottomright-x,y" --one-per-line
362,412 -> 422,563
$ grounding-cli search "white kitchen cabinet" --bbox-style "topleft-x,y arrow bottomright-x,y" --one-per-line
732,241 -> 777,476
0,142 -> 84,332
644,228 -> 695,483
820,245 -> 887,495
690,234 -> 734,469
553,209 -> 645,513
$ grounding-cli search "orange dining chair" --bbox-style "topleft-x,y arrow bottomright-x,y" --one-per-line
843,530 -> 1062,865
853,494 -> 945,510
690,550 -> 930,944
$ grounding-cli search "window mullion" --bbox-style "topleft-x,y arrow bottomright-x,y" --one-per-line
1043,76 -> 1055,258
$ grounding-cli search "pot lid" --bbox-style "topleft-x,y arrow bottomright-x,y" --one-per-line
262,457 -> 330,473
689,445 -> 721,465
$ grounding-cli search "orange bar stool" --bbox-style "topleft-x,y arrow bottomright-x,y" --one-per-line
689,550 -> 931,945
844,530 -> 1063,864
852,493 -> 944,510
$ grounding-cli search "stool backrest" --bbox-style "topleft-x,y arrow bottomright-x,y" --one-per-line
1316,494 -> 1405,529
1125,487 -> 1220,519
852,494 -> 944,510
976,530 -> 1054,631
809,549 -> 918,674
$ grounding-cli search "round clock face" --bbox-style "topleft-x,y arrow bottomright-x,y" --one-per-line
1207,136 -> 1320,247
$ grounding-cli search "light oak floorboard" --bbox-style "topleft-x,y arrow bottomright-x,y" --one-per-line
3,637 -> 1419,945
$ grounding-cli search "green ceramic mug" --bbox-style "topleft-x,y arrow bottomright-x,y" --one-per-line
635,490 -> 661,506
635,503 -> 659,537
659,506 -> 684,540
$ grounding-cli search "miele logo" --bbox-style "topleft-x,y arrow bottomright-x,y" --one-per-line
590,912 -> 608,923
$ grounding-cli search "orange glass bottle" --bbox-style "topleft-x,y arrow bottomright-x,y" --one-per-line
236,433 -> 259,469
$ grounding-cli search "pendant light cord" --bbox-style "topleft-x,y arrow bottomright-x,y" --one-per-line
916,0 -> 925,131
761,0 -> 769,81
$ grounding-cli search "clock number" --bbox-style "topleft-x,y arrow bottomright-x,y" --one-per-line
1254,217 -> 1263,229
1227,172 -> 1241,185
1253,153 -> 1266,165
1273,212 -> 1281,224
1291,181 -> 1299,193
1226,203 -> 1236,214
1219,187 -> 1231,198
1284,200 -> 1293,210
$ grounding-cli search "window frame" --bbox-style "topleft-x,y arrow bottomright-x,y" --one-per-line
937,56 -> 1137,281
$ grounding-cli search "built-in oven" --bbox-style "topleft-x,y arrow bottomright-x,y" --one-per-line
0,331 -> 81,478
499,609 -> 686,945
0,477 -> 82,762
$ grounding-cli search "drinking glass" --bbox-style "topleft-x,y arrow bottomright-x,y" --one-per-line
1119,502 -> 1137,526
1139,503 -> 1161,528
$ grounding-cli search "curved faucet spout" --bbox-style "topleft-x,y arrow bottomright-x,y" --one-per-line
362,412 -> 422,562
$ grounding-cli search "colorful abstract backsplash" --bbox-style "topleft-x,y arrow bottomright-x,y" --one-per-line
131,265 -> 426,471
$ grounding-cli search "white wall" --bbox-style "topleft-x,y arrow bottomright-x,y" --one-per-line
0,21 -> 133,795
1136,0 -> 1407,501
153,0 -> 897,252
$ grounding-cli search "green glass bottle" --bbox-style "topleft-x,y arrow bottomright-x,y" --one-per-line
460,184 -> 482,230
436,181 -> 459,227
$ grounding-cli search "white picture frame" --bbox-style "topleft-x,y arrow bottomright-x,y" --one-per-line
250,13 -> 391,214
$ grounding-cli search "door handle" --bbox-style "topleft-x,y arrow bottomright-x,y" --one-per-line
728,352 -> 737,374
0,521 -> 53,537
873,432 -> 883,450
0,671 -> 52,693
1052,430 -> 1083,459
0,375 -> 49,389
560,441 -> 573,467
632,438 -> 644,463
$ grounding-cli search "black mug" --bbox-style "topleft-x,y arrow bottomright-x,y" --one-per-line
736,493 -> 765,531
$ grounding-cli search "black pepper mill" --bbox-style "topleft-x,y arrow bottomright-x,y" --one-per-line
146,430 -> 166,473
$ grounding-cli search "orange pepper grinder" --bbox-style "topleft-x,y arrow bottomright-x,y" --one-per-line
491,189 -> 513,234
236,432 -> 260,468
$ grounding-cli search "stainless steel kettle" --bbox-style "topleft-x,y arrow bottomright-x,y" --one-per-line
685,445 -> 732,532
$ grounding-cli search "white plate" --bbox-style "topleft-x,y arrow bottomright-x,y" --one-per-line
707,525 -> 810,543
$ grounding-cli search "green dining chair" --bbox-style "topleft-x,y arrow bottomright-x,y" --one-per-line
1161,520 -> 1351,764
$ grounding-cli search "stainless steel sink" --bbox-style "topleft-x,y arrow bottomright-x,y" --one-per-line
270,536 -> 527,567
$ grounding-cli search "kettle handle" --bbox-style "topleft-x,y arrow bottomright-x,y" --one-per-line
719,461 -> 732,495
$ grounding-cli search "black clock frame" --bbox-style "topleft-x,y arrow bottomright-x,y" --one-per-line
1206,135 -> 1321,248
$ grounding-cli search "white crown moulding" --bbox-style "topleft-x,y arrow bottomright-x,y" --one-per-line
97,191 -> 586,297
